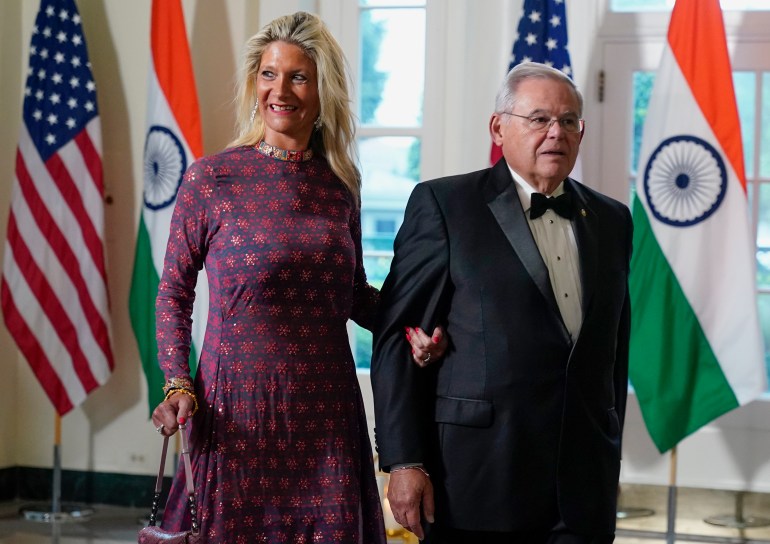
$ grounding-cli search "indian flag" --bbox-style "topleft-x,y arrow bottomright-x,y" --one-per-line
129,0 -> 208,414
629,0 -> 766,454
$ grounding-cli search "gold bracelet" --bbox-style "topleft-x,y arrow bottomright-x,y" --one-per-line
389,465 -> 430,479
163,376 -> 194,396
164,388 -> 199,416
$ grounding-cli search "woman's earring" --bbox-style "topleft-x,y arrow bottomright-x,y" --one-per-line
314,116 -> 322,130
250,99 -> 259,123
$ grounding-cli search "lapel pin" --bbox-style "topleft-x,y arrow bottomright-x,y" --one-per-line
580,209 -> 587,217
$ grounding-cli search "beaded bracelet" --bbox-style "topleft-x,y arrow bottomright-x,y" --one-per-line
389,465 -> 430,479
164,388 -> 199,416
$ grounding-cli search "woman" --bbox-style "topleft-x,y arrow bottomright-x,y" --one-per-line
150,11 -> 443,543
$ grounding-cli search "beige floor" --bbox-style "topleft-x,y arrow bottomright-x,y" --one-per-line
616,483 -> 770,543
2,484 -> 770,543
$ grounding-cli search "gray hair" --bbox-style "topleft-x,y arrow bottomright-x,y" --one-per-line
494,61 -> 583,116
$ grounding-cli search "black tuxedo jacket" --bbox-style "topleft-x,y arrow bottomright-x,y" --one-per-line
371,160 -> 633,535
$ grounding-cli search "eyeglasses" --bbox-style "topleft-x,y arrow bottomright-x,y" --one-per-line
502,112 -> 584,134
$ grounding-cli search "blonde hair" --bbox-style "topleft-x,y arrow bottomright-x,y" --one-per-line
230,12 -> 361,202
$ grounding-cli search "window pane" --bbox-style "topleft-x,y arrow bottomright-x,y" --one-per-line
359,136 -> 419,257
612,0 -> 672,10
360,0 -> 425,5
734,72 -> 756,179
758,183 -> 770,290
758,294 -> 770,377
612,0 -> 770,11
762,73 -> 770,178
353,326 -> 373,369
630,71 -> 655,179
352,136 -> 421,368
359,8 -> 425,126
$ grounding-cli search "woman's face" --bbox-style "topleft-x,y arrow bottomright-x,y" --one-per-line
256,41 -> 320,150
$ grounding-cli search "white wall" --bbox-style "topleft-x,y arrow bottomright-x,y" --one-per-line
0,0 -> 23,470
1,0 -> 769,495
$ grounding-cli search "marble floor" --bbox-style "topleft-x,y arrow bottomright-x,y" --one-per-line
2,485 -> 770,543
615,484 -> 770,543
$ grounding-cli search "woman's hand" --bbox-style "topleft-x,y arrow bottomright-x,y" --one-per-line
151,392 -> 195,436
406,325 -> 448,368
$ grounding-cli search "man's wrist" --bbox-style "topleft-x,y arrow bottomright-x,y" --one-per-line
390,462 -> 423,470
389,464 -> 430,479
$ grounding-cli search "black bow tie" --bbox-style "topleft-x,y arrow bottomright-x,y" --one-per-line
529,191 -> 574,220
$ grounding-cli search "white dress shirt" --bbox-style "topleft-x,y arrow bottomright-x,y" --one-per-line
508,166 -> 583,341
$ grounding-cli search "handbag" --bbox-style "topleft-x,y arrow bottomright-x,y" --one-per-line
138,418 -> 202,543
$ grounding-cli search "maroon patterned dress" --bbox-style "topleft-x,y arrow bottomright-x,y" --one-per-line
156,145 -> 385,544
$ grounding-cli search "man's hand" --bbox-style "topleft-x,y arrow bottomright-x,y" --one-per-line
388,468 -> 435,540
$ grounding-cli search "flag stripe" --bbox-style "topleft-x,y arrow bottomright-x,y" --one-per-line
1,277 -> 75,414
73,129 -> 108,231
46,149 -> 107,281
15,144 -> 111,353
142,68 -> 193,272
7,194 -> 111,385
131,0 -> 207,415
668,2 -> 746,188
129,216 -> 164,410
74,130 -> 103,194
18,126 -> 110,317
3,0 -> 113,415
150,0 -> 203,157
630,201 -> 737,452
2,239 -> 92,403
5,212 -> 100,392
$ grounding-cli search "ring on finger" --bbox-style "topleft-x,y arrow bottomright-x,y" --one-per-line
422,353 -> 431,364
155,424 -> 164,434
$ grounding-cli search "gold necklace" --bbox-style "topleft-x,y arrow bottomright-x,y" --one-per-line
256,140 -> 313,162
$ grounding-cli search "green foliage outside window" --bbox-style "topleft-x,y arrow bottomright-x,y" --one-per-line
631,72 -> 655,176
360,11 -> 387,124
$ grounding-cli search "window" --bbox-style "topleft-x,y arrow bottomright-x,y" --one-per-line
755,72 -> 770,378
344,0 -> 431,368
374,218 -> 396,235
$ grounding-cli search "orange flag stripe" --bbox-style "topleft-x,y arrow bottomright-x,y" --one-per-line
667,0 -> 746,192
150,0 -> 203,158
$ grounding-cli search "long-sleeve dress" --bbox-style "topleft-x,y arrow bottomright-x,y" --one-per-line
155,144 -> 385,544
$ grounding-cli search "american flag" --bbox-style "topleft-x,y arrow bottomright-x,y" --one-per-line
491,0 -> 575,164
2,0 -> 113,416
510,0 -> 572,75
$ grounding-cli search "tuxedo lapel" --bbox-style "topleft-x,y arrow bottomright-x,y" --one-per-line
566,178 -> 598,322
485,162 -> 561,318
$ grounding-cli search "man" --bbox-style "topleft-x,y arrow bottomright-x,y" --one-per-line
370,62 -> 632,543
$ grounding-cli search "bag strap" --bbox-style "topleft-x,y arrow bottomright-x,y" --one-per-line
147,419 -> 199,535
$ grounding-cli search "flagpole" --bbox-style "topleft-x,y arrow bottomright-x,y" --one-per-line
52,414 -> 61,516
19,412 -> 94,522
666,446 -> 677,544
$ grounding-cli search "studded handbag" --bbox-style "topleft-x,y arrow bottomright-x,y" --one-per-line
138,418 -> 202,543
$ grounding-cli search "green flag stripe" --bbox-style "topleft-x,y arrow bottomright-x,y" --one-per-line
629,198 -> 738,453
129,218 -> 163,412
129,217 -> 197,415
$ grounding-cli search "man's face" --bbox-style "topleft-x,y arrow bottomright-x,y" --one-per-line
489,77 -> 583,192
